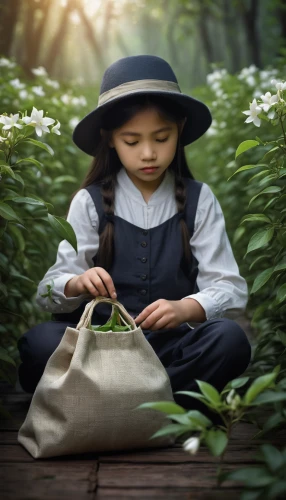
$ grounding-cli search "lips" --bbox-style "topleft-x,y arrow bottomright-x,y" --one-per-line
140,167 -> 159,170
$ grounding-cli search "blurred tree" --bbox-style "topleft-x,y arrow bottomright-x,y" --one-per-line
0,0 -> 20,57
22,0 -> 52,76
44,0 -> 106,75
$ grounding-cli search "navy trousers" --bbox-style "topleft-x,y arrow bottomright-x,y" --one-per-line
17,318 -> 252,423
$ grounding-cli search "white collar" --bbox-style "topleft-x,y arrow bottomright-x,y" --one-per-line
116,166 -> 175,206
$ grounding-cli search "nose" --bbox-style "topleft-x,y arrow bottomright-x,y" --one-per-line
140,142 -> 157,161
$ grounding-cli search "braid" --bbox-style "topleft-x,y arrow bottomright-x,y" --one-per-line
96,173 -> 116,271
174,136 -> 193,269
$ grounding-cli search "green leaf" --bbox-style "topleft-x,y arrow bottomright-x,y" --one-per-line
23,138 -> 54,156
227,165 -> 259,181
0,348 -> 16,367
134,401 -> 186,414
225,467 -> 275,487
235,140 -> 259,159
148,423 -> 186,440
195,380 -> 221,406
166,413 -> 195,426
185,410 -> 212,428
0,165 -> 16,178
260,444 -> 284,472
250,267 -> 275,294
246,228 -> 274,254
10,197 -> 46,207
15,157 -> 43,169
13,172 -> 25,186
222,377 -> 250,392
274,261 -> 286,272
204,429 -> 228,457
0,202 -> 23,223
244,372 -> 277,405
267,480 -> 286,498
174,390 -> 210,405
46,214 -> 78,254
53,175 -> 78,184
250,391 -> 286,405
277,283 -> 286,304
248,185 -> 282,206
240,214 -> 272,224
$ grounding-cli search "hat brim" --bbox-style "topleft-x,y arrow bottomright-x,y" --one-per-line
72,90 -> 212,156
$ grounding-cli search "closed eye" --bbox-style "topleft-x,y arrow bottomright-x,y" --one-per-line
124,137 -> 169,146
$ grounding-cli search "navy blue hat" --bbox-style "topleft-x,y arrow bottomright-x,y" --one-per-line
72,55 -> 212,156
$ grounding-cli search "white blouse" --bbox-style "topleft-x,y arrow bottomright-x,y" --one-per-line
35,167 -> 249,328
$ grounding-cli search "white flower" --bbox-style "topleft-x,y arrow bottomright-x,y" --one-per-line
183,436 -> 200,455
0,113 -> 23,130
10,78 -> 25,89
0,57 -> 16,68
268,109 -> 277,119
69,117 -> 80,129
31,66 -> 48,77
226,389 -> 235,405
31,85 -> 45,97
71,95 -> 87,107
0,135 -> 5,143
19,89 -> 29,100
46,78 -> 60,89
226,389 -> 241,410
51,120 -> 61,135
238,65 -> 257,81
245,75 -> 256,87
260,91 -> 278,112
22,106 -> 55,137
60,94 -> 72,105
242,98 -> 262,127
271,79 -> 286,91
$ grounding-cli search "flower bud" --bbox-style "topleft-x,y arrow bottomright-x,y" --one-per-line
183,436 -> 200,455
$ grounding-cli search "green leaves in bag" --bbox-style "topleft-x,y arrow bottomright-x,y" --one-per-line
89,307 -> 132,332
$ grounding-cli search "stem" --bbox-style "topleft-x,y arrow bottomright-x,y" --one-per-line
216,422 -> 232,487
279,113 -> 286,145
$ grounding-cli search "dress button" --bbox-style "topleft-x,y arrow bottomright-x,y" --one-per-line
139,289 -> 147,295
141,257 -> 147,263
141,241 -> 147,247
141,274 -> 147,280
142,230 -> 148,236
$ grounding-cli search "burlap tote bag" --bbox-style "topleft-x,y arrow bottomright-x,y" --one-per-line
18,296 -> 176,458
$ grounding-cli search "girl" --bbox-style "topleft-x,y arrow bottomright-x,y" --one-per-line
17,55 -> 251,422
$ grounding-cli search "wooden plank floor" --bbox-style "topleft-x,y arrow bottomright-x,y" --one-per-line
1,379 -> 286,500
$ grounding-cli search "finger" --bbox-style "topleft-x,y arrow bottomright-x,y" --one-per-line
82,278 -> 102,296
135,302 -> 160,324
95,268 -> 117,298
140,309 -> 163,330
150,318 -> 174,331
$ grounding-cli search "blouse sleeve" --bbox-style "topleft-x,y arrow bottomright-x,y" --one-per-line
35,189 -> 99,314
181,182 -> 249,322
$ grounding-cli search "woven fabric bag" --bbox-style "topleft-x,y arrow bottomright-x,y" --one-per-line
18,296 -> 176,458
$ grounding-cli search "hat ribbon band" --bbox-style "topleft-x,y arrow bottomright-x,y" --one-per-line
98,79 -> 181,106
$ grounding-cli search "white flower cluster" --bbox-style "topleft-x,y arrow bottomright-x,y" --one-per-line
0,57 -> 16,68
0,107 -> 60,137
242,79 -> 286,127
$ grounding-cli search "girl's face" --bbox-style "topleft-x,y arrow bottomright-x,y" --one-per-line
107,107 -> 186,193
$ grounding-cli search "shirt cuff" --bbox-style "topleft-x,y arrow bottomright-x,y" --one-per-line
181,293 -> 223,321
36,274 -> 93,313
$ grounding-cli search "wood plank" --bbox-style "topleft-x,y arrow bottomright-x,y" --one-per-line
0,462 -> 98,500
94,487 -> 242,499
97,463 -> 241,488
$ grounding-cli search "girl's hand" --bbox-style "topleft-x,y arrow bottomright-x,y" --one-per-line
73,267 -> 117,299
134,299 -> 188,331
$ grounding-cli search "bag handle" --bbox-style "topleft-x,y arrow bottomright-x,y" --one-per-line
76,296 -> 137,330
